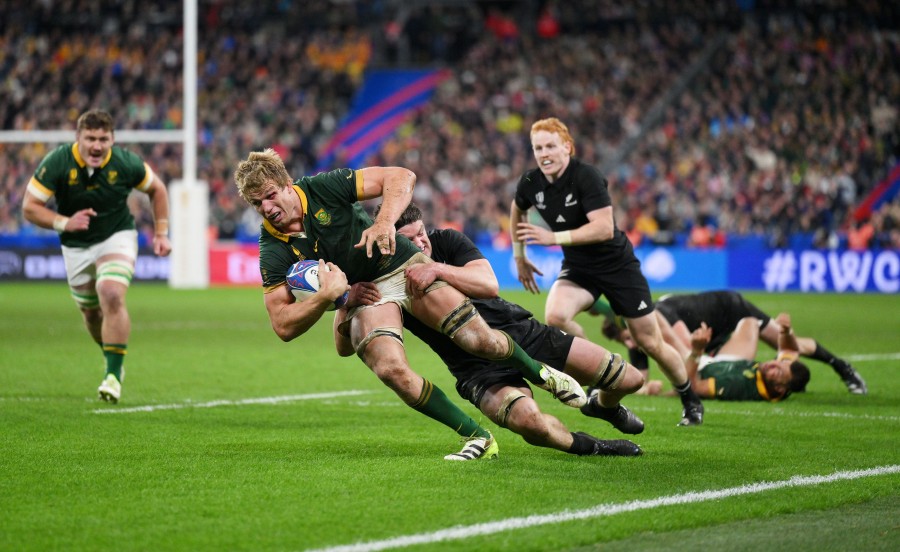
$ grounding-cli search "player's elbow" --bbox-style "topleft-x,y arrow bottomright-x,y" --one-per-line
272,323 -> 300,342
335,343 -> 355,357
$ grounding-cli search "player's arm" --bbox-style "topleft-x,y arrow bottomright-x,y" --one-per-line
355,166 -> 416,257
333,308 -> 355,357
22,189 -> 96,233
265,261 -> 349,342
774,312 -> 800,361
143,174 -> 172,257
408,258 -> 498,300
685,322 -> 713,396
514,205 -> 615,247
510,199 -> 542,294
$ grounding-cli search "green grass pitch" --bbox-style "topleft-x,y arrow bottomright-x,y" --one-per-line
1,283 -> 898,551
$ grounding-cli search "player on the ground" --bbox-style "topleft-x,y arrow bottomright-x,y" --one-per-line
234,149 -> 586,460
684,313 -> 810,402
594,290 -> 867,394
334,203 -> 646,457
21,109 -> 172,403
510,117 -> 703,426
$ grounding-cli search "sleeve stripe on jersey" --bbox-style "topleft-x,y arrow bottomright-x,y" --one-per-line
27,178 -> 53,201
354,169 -> 364,199
136,163 -> 154,192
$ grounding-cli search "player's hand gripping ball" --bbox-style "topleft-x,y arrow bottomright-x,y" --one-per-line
286,260 -> 349,311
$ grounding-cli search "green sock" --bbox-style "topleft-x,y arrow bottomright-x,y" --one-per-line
495,331 -> 546,385
590,298 -> 616,318
411,379 -> 490,439
102,343 -> 127,381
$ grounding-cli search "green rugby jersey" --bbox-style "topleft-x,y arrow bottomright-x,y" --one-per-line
699,360 -> 779,401
28,143 -> 153,247
258,168 -> 420,293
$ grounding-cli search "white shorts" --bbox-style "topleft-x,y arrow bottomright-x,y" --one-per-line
338,252 -> 449,337
61,230 -> 138,287
698,353 -> 743,371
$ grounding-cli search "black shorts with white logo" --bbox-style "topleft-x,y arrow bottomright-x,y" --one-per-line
558,256 -> 655,319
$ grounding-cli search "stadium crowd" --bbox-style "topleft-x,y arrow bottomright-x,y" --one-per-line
1,0 -> 898,250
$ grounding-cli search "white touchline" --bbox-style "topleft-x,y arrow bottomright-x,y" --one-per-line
845,352 -> 900,362
305,465 -> 900,552
92,390 -> 373,414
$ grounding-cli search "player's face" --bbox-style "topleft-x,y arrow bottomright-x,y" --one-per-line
531,130 -> 572,181
76,128 -> 114,168
245,180 -> 299,229
760,360 -> 791,397
397,220 -> 431,257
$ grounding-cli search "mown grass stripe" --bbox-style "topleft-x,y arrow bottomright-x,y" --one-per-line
307,465 -> 900,552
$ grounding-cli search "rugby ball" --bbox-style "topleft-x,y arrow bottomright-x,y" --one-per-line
285,260 -> 349,311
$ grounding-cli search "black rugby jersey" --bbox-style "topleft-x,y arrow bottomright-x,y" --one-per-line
513,158 -> 630,268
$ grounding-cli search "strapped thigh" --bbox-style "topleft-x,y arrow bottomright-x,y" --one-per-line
495,389 -> 527,428
355,327 -> 404,359
438,298 -> 479,339
589,350 -> 627,391
96,260 -> 135,288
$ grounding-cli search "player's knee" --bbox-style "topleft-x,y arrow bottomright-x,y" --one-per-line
619,364 -> 646,393
588,351 -> 628,391
544,311 -> 569,330
503,395 -> 551,440
71,289 -> 100,312
494,389 -> 528,428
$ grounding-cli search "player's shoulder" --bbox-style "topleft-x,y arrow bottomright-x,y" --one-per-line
569,158 -> 606,182
519,167 -> 543,186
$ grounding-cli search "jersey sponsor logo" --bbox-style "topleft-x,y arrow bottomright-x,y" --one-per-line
556,214 -> 566,223
535,192 -> 546,209
564,193 -> 577,207
638,300 -> 648,310
314,208 -> 332,226
345,169 -> 353,179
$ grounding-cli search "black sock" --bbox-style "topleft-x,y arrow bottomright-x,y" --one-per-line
568,432 -> 598,455
584,400 -> 618,419
629,348 -> 649,370
810,342 -> 851,375
675,381 -> 700,406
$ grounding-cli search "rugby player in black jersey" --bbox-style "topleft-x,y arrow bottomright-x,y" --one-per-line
510,117 -> 704,426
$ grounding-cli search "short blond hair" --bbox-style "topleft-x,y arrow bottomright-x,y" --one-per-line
234,148 -> 292,203
530,117 -> 576,157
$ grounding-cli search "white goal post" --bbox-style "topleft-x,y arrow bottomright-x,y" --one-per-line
0,0 -> 208,289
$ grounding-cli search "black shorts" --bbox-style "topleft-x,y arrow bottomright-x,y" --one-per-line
657,291 -> 771,352
558,257 -> 654,319
453,317 -> 575,409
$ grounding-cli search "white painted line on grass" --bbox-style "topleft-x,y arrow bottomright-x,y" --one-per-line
630,405 -> 900,423
305,465 -> 900,552
92,390 -> 372,414
846,352 -> 900,362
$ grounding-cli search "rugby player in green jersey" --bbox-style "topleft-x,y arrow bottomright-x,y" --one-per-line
234,149 -> 585,460
684,313 -> 810,402
22,109 -> 172,403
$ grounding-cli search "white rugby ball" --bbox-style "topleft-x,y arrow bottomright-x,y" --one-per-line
285,260 -> 348,311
